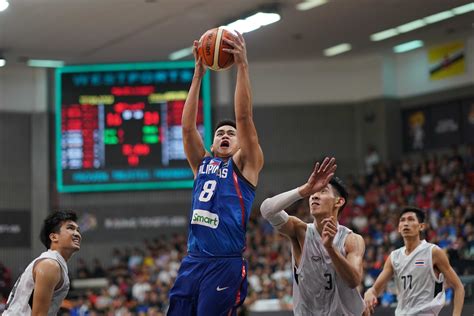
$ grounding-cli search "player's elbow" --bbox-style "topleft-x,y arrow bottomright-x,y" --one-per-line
182,125 -> 196,134
235,111 -> 252,123
348,273 -> 363,289
260,199 -> 271,219
453,281 -> 465,296
348,280 -> 359,289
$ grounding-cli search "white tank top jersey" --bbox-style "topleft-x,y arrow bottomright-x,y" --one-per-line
2,250 -> 70,316
390,240 -> 445,316
292,223 -> 365,316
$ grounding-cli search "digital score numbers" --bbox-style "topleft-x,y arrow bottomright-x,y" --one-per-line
55,62 -> 211,192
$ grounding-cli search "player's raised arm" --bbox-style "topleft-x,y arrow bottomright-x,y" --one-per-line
364,256 -> 395,315
432,247 -> 464,316
223,31 -> 263,185
182,40 -> 209,176
260,158 -> 337,237
31,259 -> 62,316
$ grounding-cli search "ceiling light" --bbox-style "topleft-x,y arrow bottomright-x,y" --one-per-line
452,3 -> 474,15
423,11 -> 454,24
27,59 -> 65,68
168,47 -> 193,61
371,3 -> 474,43
226,12 -> 280,34
0,58 -> 5,67
393,40 -> 424,53
370,29 -> 399,41
296,0 -> 328,11
323,43 -> 352,57
396,19 -> 426,33
0,0 -> 9,12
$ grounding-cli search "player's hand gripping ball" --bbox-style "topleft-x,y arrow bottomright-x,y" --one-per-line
198,27 -> 235,71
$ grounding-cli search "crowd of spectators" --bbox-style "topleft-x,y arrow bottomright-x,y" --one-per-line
1,147 -> 473,315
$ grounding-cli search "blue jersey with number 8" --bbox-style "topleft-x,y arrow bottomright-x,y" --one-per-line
187,156 -> 256,257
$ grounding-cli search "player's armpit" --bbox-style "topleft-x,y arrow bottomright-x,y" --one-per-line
32,259 -> 62,316
277,216 -> 307,266
277,216 -> 306,240
182,128 -> 208,175
232,142 -> 264,187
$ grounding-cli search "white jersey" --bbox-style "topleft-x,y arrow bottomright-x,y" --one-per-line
292,223 -> 364,316
390,240 -> 445,316
2,250 -> 70,316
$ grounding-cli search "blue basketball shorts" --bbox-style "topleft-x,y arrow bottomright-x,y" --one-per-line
167,255 -> 248,316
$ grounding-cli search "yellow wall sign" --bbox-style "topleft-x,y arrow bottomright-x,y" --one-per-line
428,41 -> 465,80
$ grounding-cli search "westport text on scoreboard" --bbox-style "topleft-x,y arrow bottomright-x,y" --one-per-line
55,62 -> 211,192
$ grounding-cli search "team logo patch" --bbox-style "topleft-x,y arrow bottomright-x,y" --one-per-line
191,209 -> 219,229
414,259 -> 425,266
209,159 -> 221,167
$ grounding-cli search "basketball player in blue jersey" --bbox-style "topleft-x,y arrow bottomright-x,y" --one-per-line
167,31 -> 264,316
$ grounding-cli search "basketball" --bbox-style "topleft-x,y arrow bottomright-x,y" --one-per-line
198,27 -> 235,71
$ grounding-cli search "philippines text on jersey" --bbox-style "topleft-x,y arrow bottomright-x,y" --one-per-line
198,161 -> 228,179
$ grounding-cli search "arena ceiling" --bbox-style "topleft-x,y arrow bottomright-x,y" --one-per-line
0,0 -> 473,64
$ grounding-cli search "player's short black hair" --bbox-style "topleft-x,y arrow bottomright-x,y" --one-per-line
40,210 -> 78,249
214,119 -> 236,133
399,206 -> 425,223
329,176 -> 348,212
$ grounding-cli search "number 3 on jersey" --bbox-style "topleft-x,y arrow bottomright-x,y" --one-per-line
198,180 -> 217,202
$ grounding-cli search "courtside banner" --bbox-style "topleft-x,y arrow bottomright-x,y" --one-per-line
75,207 -> 187,242
462,99 -> 474,144
430,103 -> 462,148
0,210 -> 30,247
428,41 -> 466,81
402,107 -> 431,152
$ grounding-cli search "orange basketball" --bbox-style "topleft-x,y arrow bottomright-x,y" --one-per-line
198,27 -> 235,71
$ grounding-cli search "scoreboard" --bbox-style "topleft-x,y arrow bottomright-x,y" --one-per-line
55,61 -> 211,192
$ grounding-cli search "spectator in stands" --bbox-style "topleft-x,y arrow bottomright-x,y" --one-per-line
365,145 -> 380,178
76,258 -> 90,279
0,262 -> 11,298
91,258 -> 106,278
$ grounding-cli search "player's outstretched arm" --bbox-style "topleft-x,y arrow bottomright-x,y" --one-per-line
182,40 -> 209,176
364,256 -> 394,315
31,259 -> 62,316
260,188 -> 306,239
223,32 -> 263,185
260,158 -> 337,238
432,247 -> 464,316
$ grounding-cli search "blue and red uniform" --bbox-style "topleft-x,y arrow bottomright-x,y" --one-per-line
168,156 -> 256,316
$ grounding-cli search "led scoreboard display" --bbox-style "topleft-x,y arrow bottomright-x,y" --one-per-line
55,62 -> 211,192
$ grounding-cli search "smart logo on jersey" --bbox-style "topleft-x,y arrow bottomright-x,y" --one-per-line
191,209 -> 219,229
414,259 -> 425,266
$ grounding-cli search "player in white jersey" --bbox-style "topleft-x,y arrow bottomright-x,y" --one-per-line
364,207 -> 464,316
260,157 -> 366,316
2,210 -> 81,316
